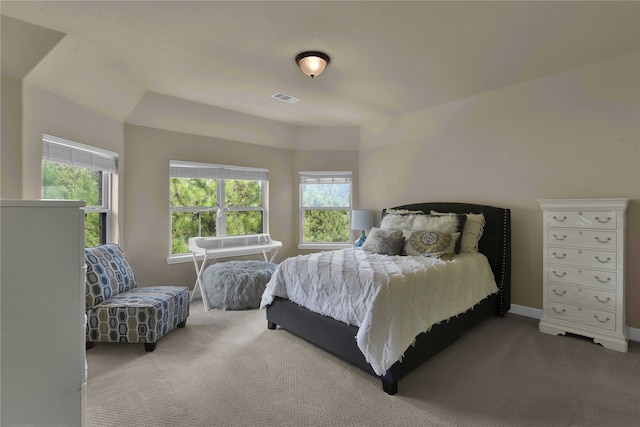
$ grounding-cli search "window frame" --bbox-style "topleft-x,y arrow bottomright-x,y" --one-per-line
298,170 -> 353,250
168,160 -> 269,262
41,134 -> 117,247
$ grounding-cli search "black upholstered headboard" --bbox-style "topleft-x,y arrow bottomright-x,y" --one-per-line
386,202 -> 511,316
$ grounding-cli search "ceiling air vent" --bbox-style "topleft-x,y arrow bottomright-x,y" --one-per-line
271,92 -> 300,104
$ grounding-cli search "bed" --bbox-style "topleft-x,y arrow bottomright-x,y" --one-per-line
262,202 -> 511,395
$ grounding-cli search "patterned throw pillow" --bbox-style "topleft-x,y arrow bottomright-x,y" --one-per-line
381,212 -> 467,254
404,231 -> 460,257
362,228 -> 403,252
413,213 -> 467,254
372,235 -> 405,256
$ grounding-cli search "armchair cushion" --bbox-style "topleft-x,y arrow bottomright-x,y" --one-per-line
86,286 -> 189,345
85,244 -> 137,308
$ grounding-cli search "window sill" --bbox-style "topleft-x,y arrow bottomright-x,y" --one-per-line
297,243 -> 352,251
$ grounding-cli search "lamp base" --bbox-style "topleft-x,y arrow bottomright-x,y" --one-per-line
354,230 -> 367,248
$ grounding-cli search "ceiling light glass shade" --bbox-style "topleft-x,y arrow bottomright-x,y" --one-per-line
295,51 -> 330,78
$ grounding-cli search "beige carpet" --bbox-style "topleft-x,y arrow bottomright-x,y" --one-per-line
86,301 -> 640,427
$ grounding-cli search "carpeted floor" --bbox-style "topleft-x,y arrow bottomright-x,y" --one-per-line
86,300 -> 640,427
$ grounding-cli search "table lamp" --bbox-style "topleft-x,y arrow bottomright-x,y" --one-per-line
351,210 -> 374,248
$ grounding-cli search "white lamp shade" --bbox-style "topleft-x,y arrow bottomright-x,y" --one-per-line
351,210 -> 374,231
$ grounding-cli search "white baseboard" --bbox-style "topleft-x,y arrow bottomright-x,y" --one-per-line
510,304 -> 640,343
509,304 -> 543,320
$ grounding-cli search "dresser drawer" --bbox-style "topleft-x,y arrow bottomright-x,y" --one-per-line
548,229 -> 617,250
548,211 -> 617,230
547,283 -> 616,311
548,265 -> 616,290
547,302 -> 616,331
548,247 -> 616,269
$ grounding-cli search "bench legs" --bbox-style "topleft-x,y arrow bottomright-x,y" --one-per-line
86,318 -> 187,353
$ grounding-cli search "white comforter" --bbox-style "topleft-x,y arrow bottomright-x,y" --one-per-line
260,248 -> 498,376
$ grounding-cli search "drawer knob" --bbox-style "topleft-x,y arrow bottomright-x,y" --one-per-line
595,276 -> 611,284
552,289 -> 566,296
595,256 -> 611,264
594,295 -> 611,304
552,252 -> 567,259
553,215 -> 567,222
553,234 -> 567,241
594,216 -> 612,224
552,307 -> 566,315
595,236 -> 611,244
593,315 -> 611,323
552,271 -> 566,278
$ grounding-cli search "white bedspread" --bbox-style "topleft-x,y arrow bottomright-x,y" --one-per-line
260,248 -> 498,376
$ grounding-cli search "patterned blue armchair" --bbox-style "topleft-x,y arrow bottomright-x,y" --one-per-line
84,244 -> 189,352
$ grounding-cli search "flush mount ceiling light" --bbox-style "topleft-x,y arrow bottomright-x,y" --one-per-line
295,51 -> 330,78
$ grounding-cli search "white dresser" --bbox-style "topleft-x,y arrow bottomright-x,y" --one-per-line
538,198 -> 629,352
1,200 -> 87,426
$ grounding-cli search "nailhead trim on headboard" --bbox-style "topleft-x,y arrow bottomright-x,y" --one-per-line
499,209 -> 508,314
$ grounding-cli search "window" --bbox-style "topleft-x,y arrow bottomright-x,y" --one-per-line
299,171 -> 352,245
41,134 -> 117,247
169,161 -> 268,256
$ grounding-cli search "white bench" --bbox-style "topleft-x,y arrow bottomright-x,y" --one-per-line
188,234 -> 282,310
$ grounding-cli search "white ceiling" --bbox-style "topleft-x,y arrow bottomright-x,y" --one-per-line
2,1 -> 639,130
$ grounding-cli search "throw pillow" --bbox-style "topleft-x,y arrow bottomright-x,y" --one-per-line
431,211 -> 485,253
372,235 -> 405,256
404,231 -> 460,257
362,228 -> 404,252
379,213 -> 416,230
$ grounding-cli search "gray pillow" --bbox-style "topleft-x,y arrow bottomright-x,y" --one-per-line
372,235 -> 405,256
362,228 -> 403,252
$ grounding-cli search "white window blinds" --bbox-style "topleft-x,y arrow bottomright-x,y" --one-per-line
42,134 -> 118,173
170,160 -> 268,181
299,171 -> 352,184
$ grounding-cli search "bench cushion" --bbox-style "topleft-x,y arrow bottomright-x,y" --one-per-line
86,286 -> 189,344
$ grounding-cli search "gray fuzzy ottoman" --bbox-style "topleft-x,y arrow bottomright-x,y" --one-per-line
201,260 -> 277,310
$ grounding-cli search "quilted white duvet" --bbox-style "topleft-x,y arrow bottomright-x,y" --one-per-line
260,248 -> 498,376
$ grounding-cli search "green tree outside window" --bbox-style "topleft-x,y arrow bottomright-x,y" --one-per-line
300,174 -> 352,244
42,162 -> 106,247
170,177 -> 264,255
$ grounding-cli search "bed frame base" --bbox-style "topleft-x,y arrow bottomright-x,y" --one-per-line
267,294 -> 498,395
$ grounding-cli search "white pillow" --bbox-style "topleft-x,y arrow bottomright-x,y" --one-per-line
384,208 -> 424,215
411,214 -> 459,233
431,210 -> 485,253
380,213 -> 459,233
379,214 -> 416,230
